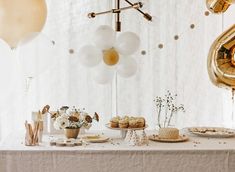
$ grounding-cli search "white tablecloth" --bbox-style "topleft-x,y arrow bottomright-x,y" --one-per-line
1,130 -> 235,172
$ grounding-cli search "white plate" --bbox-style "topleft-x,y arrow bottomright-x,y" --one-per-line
105,123 -> 148,131
149,135 -> 189,143
187,127 -> 235,138
50,138 -> 82,147
83,136 -> 109,143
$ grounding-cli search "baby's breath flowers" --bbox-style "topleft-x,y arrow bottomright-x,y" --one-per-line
153,90 -> 185,128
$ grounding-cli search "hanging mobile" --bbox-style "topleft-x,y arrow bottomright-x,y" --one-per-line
88,0 -> 153,32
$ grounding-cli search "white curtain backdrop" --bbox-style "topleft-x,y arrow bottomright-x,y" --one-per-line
0,0 -> 234,141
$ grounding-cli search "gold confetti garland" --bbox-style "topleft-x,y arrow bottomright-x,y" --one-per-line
144,9 -> 213,56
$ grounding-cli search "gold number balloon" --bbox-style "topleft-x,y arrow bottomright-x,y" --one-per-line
0,0 -> 47,48
206,0 -> 234,13
208,24 -> 235,89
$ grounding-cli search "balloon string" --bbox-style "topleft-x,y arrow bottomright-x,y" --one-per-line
112,71 -> 118,116
24,77 -> 34,122
25,77 -> 33,94
115,71 -> 118,115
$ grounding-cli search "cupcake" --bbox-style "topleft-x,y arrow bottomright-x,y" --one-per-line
123,115 -> 130,121
119,119 -> 129,128
129,119 -> 138,128
136,117 -> 145,128
129,116 -> 135,121
110,116 -> 120,128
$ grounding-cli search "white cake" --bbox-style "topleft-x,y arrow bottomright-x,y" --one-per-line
158,128 -> 179,139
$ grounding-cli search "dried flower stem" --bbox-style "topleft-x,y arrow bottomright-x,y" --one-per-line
167,109 -> 174,127
154,91 -> 185,128
163,102 -> 168,128
157,104 -> 162,128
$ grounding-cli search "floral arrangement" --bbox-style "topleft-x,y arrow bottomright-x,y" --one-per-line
42,105 -> 99,130
153,91 -> 185,128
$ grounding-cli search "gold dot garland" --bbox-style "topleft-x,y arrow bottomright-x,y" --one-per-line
158,44 -> 164,49
174,35 -> 179,40
69,49 -> 74,54
204,11 -> 210,16
141,50 -> 147,55
190,24 -> 195,29
147,8 -> 215,54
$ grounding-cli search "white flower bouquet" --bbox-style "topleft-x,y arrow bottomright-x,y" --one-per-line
43,105 -> 99,130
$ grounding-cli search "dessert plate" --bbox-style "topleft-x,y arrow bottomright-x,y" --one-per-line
105,123 -> 148,130
187,127 -> 235,138
83,136 -> 109,143
149,135 -> 189,143
50,138 -> 82,147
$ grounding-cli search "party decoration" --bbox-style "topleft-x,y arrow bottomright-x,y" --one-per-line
206,0 -> 234,14
78,25 -> 140,84
117,57 -> 138,78
0,0 -> 47,48
103,48 -> 119,66
116,32 -> 140,55
94,25 -> 116,50
206,0 -> 235,89
78,45 -> 102,67
208,24 -> 235,89
88,0 -> 153,32
17,32 -> 56,78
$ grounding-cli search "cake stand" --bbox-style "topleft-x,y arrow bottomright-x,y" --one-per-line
105,124 -> 148,139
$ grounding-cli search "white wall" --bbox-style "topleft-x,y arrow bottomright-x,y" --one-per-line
0,0 -> 234,140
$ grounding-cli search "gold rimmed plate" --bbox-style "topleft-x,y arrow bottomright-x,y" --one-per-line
187,127 -> 235,138
149,135 -> 189,143
83,136 -> 109,143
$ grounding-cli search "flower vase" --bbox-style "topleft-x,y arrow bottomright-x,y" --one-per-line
64,128 -> 80,139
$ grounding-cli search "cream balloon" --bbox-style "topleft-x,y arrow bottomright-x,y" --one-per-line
92,63 -> 114,84
117,57 -> 138,78
0,0 -> 47,48
115,32 -> 140,55
78,45 -> 102,67
94,25 -> 116,50
17,33 -> 56,78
